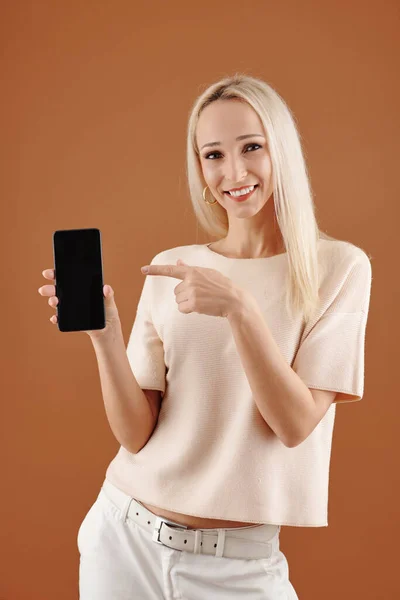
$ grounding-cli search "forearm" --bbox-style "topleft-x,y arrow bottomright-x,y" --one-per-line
90,324 -> 156,454
227,293 -> 314,447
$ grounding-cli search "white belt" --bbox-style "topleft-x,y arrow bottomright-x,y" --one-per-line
101,479 -> 280,560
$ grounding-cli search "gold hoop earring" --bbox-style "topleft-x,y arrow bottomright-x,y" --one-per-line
202,186 -> 218,205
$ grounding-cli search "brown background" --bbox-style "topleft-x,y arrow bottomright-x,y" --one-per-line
2,0 -> 398,598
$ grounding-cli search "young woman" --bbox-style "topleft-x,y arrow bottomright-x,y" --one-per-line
40,73 -> 372,599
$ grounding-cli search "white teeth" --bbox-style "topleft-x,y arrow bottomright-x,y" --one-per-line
228,185 -> 255,197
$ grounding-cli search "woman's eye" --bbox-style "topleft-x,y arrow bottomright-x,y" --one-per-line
204,144 -> 262,160
204,151 -> 221,160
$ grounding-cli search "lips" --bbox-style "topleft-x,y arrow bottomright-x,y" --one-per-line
224,184 -> 258,194
223,184 -> 259,201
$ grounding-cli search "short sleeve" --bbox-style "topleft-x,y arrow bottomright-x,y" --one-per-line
126,257 -> 166,397
292,251 -> 372,403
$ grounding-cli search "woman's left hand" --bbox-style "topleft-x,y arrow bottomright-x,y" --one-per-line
141,259 -> 247,318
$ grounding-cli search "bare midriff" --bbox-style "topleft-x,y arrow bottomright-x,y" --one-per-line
137,499 -> 263,530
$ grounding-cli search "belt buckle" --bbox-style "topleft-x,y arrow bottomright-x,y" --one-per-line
152,516 -> 188,545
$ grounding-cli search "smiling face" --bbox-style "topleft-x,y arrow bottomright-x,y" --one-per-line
196,99 -> 274,214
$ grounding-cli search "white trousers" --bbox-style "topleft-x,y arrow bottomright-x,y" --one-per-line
77,479 -> 299,599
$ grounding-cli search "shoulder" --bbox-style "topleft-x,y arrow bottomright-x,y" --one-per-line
319,238 -> 372,277
317,238 -> 372,314
149,244 -> 203,266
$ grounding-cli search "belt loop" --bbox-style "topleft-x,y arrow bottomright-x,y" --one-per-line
215,529 -> 226,557
193,530 -> 202,554
271,525 -> 280,555
121,496 -> 134,523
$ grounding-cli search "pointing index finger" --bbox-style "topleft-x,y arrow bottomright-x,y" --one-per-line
141,264 -> 187,279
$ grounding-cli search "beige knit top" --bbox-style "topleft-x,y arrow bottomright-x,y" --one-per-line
105,238 -> 372,526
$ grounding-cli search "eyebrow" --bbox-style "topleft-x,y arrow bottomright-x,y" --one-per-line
200,133 -> 265,151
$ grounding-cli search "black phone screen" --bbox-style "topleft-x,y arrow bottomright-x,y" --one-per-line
52,228 -> 105,332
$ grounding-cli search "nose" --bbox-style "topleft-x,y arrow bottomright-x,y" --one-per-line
224,154 -> 248,184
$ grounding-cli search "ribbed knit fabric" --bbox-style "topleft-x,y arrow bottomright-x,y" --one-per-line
105,238 -> 372,527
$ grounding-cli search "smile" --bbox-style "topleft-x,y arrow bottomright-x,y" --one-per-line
224,184 -> 259,201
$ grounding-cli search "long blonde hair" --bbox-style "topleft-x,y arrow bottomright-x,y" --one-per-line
186,73 -> 339,324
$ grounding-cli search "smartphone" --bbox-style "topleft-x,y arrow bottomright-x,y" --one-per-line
52,228 -> 105,332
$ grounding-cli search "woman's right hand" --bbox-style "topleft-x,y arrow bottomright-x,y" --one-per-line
38,269 -> 122,340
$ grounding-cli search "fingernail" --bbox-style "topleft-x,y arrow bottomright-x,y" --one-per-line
141,266 -> 149,273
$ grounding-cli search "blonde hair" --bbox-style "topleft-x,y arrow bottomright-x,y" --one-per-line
186,73 -> 340,324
